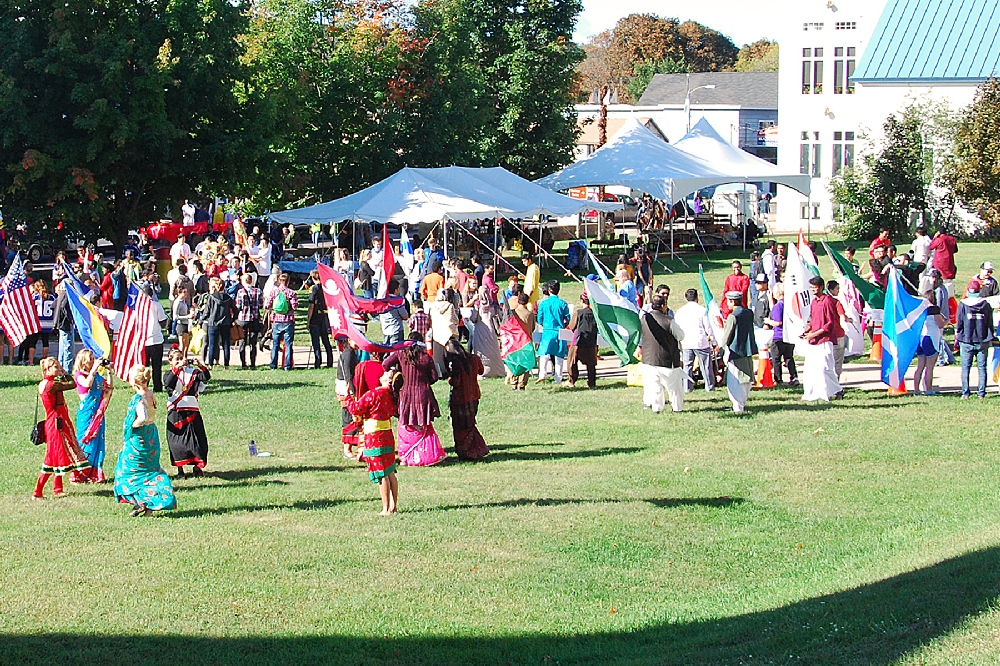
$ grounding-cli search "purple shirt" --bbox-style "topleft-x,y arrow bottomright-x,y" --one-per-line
771,300 -> 785,341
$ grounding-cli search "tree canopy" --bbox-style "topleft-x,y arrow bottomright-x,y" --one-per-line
943,78 -> 1000,228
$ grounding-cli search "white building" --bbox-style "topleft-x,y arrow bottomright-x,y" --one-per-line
776,0 -> 999,232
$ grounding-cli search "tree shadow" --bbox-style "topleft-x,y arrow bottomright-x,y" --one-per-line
209,465 -> 354,482
483,446 -> 644,463
411,495 -> 743,513
0,377 -> 40,390
206,378 -> 323,394
7,544 -> 998,664
163,497 -> 363,519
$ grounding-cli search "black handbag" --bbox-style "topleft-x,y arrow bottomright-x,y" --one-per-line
30,390 -> 45,446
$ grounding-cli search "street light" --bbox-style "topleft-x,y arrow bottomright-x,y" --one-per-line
685,74 -> 717,133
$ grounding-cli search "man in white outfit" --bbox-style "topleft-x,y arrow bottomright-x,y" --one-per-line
639,295 -> 686,413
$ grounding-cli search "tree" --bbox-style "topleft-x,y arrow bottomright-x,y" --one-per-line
942,77 -> 1000,227
0,0 -> 258,248
626,58 -> 686,102
677,20 -> 738,72
830,106 -> 927,240
734,39 -> 779,72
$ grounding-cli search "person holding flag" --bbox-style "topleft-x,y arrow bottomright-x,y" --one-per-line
801,277 -> 844,402
72,350 -> 113,483
721,291 -> 757,413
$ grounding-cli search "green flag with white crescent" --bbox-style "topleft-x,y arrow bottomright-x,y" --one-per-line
584,277 -> 640,366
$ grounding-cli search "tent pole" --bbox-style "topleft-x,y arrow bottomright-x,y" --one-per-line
742,182 -> 747,253
456,217 -> 518,274
443,217 -> 449,259
511,219 -> 580,282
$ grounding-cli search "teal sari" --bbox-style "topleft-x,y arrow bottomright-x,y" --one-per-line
76,372 -> 106,471
114,394 -> 177,511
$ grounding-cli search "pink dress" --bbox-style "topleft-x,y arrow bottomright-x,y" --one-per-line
397,424 -> 446,467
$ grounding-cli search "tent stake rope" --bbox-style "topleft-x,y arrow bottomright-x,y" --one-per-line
450,221 -> 519,274
509,220 -> 581,283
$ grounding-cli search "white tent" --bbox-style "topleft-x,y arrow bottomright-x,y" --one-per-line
672,118 -> 811,196
535,117 -> 734,202
269,166 -> 618,225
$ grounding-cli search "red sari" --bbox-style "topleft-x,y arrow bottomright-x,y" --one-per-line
39,377 -> 91,475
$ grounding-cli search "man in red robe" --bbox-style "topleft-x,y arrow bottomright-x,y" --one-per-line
801,276 -> 844,401
720,260 -> 750,318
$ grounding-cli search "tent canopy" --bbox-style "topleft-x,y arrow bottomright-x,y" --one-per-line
673,118 -> 811,196
269,166 -> 618,226
535,117 -> 734,203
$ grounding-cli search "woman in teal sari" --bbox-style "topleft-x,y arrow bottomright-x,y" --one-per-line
114,365 -> 176,517
73,350 -> 113,483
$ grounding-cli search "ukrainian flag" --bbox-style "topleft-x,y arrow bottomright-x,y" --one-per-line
63,278 -> 112,358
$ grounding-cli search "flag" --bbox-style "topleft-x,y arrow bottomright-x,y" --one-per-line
782,242 -> 812,348
698,265 -> 725,344
399,227 -> 415,275
63,277 -> 112,358
317,261 -> 405,315
836,275 -> 866,357
586,245 -> 614,291
584,276 -> 640,366
499,315 -> 537,375
990,346 -> 1000,385
316,263 -> 411,354
111,284 -> 153,380
821,240 -> 885,310
798,230 -> 822,277
0,254 -> 40,346
881,266 -> 929,388
376,223 -> 396,299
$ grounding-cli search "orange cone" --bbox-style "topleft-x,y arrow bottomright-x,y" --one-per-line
887,380 -> 907,395
755,347 -> 775,388
869,322 -> 883,362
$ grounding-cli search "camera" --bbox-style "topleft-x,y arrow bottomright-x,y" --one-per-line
100,358 -> 112,368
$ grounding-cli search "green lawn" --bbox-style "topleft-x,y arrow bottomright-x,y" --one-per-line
3,241 -> 1000,665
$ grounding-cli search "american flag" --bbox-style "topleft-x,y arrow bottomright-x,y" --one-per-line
0,254 -> 40,346
111,284 -> 153,380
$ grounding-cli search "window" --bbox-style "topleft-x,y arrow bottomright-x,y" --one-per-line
799,203 -> 821,220
832,131 -> 856,175
802,48 -> 824,94
833,46 -> 857,94
800,131 -> 822,177
803,22 -> 825,31
835,21 -> 857,30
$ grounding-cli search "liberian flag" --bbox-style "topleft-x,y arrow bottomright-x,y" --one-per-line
500,315 -> 537,375
798,230 -> 821,278
316,263 -> 411,354
882,265 -> 928,388
111,284 -> 154,380
0,254 -> 40,346
584,276 -> 640,366
782,242 -> 812,348
399,227 -> 414,275
698,265 -> 725,344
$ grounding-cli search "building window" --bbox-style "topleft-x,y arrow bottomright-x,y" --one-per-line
832,131 -> 856,175
803,22 -> 825,31
833,47 -> 857,94
802,48 -> 824,94
800,131 -> 822,178
799,203 -> 821,220
835,21 -> 857,30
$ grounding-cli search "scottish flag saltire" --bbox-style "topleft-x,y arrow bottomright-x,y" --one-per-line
399,227 -> 414,275
881,266 -> 928,388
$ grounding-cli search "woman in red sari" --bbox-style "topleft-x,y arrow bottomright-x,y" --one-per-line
33,357 -> 91,499
444,339 -> 489,461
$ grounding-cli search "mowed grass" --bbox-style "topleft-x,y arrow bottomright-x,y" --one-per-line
2,240 -> 1000,665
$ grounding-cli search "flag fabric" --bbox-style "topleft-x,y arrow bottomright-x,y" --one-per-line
782,242 -> 813,349
316,263 -> 412,354
499,315 -> 537,375
584,276 -> 641,366
0,254 -> 41,346
586,246 -> 615,291
821,240 -> 886,310
63,277 -> 112,358
798,230 -> 822,277
881,266 -> 929,388
399,227 -> 415,275
317,261 -> 405,315
111,284 -> 154,380
698,265 -> 726,345
376,224 -> 396,299
989,346 -> 1000,385
837,275 -> 866,356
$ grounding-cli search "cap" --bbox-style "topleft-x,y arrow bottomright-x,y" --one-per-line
725,290 -> 743,301
754,273 -> 768,283
982,261 -> 994,271
968,279 -> 982,293
929,268 -> 942,279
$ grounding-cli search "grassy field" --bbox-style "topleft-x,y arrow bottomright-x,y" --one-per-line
3,240 -> 1000,665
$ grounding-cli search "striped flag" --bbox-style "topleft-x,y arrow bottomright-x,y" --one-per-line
0,254 -> 41,346
698,264 -> 725,344
111,284 -> 153,380
376,223 -> 396,299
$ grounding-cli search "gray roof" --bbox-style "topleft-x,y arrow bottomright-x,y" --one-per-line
636,72 -> 778,108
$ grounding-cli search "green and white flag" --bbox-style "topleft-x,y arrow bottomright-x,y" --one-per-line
699,264 -> 726,344
584,277 -> 640,366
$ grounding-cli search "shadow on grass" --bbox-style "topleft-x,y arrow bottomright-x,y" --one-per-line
6,529 -> 998,663
210,465 -> 353,482
164,497 -> 363,519
88,478 -> 291,498
206,378 -> 323,394
411,495 -> 743,513
483,446 -> 643,463
0,377 -> 40,390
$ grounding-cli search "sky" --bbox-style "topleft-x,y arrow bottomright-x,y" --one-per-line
575,0 -> 781,46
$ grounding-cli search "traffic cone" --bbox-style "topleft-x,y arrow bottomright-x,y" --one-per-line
755,347 -> 775,388
887,380 -> 907,395
869,323 -> 883,362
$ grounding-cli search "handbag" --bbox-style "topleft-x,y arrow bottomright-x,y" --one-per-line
30,390 -> 45,446
230,323 -> 244,342
188,326 -> 207,355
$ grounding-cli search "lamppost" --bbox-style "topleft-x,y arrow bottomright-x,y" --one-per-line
684,74 -> 717,133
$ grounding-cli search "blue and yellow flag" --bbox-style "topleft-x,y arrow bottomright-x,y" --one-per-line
63,278 -> 112,358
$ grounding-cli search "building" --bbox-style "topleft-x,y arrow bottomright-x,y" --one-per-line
776,0 -> 1000,232
574,117 -> 668,161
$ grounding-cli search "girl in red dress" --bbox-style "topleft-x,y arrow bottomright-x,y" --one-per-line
33,357 -> 91,499
343,369 -> 403,515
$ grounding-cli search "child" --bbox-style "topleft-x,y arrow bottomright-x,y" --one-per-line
343,369 -> 403,515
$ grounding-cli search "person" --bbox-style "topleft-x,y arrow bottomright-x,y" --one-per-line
675,288 -> 716,393
249,235 -> 272,289
445,339 -> 489,461
20,280 -> 55,365
913,291 -> 946,395
508,292 -> 536,390
639,294 -> 686,413
973,262 -> 998,299
761,241 -> 777,287
333,247 -> 353,283
170,234 -> 192,266
32,355 -> 90,499
564,293 -> 598,389
172,286 -> 193,356
71,350 -> 113,483
868,228 -> 891,258
426,287 -> 459,377
535,280 -> 569,384
307,268 -> 334,368
721,261 -> 750,318
143,283 -> 168,392
383,337 -> 446,467
337,337 -> 361,458
911,226 -> 931,264
114,365 -> 177,517
264,273 -> 298,371
342,368 -> 403,515
468,281 -> 504,378
521,252 -> 541,304
378,280 -> 408,347
420,259 -> 445,304
928,228 -> 959,298
369,233 -> 384,294
931,269 -> 955,367
721,292 -> 757,413
750,274 -> 771,328
163,349 -> 211,477
956,279 -> 995,400
827,281 -> 850,381
204,277 -> 236,368
235,273 -> 263,370
53,281 -> 75,374
355,249 -> 375,299
864,244 -> 891,289
801,277 -> 843,402
843,246 -> 860,270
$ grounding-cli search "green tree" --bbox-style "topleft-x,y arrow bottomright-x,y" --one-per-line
677,20 -> 738,72
942,77 -> 1000,227
0,0 -> 257,248
734,39 -> 779,72
626,58 -> 686,102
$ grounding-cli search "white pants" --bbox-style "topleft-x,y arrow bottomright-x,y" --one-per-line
642,364 -> 685,413
802,341 -> 842,402
538,355 -> 564,383
725,363 -> 751,413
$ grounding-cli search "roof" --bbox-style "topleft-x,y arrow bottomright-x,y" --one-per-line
853,0 -> 1000,83
636,72 -> 778,108
576,117 -> 667,145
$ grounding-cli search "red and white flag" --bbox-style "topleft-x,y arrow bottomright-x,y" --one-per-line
0,254 -> 40,346
111,284 -> 153,380
376,223 -> 396,299
316,262 -> 411,354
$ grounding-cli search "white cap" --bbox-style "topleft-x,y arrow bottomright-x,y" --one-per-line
982,261 -> 994,271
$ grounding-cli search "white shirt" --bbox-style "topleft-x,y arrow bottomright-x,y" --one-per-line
911,235 -> 931,264
252,244 -> 272,276
170,242 -> 191,265
147,300 -> 167,345
182,203 -> 196,226
675,301 -> 715,350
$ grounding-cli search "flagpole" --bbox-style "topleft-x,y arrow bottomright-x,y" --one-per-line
452,220 -> 518,273
508,219 -> 581,282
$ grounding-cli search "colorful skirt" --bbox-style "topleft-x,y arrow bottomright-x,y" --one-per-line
42,409 -> 91,475
342,407 -> 360,447
114,422 -> 177,511
450,400 -> 489,461
166,409 -> 208,468
361,423 -> 398,483
397,423 -> 447,467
